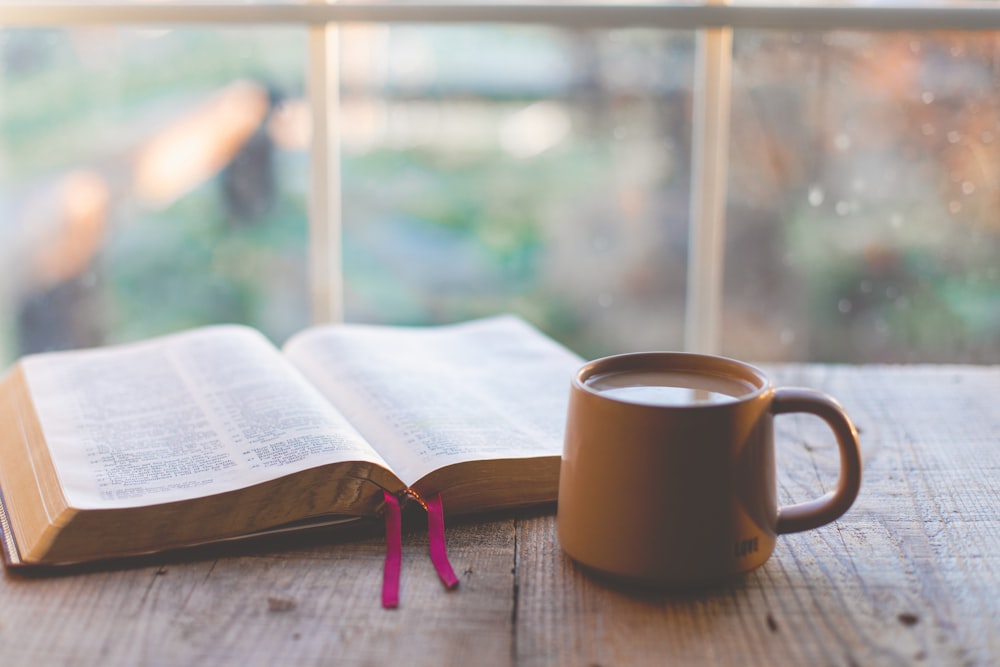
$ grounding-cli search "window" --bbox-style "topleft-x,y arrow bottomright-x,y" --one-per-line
0,24 -> 311,359
2,2 -> 999,365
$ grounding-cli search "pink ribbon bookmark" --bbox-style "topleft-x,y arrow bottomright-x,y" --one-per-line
380,490 -> 459,609
381,491 -> 402,609
424,493 -> 459,590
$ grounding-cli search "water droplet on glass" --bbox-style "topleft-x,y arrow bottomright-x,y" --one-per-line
921,91 -> 935,104
962,181 -> 976,195
838,299 -> 852,314
921,123 -> 935,136
860,280 -> 873,294
834,133 -> 851,151
947,130 -> 961,144
949,200 -> 962,214
835,201 -> 851,216
808,186 -> 825,207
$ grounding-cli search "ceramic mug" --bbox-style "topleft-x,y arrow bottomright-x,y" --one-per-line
557,352 -> 862,587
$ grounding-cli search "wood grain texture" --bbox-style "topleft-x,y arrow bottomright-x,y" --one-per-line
2,365 -> 998,666
513,365 -> 1000,666
0,519 -> 517,667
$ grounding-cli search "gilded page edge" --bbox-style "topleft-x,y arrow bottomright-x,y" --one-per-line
0,483 -> 23,566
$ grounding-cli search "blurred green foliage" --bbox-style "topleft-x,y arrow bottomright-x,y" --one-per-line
2,25 -> 999,365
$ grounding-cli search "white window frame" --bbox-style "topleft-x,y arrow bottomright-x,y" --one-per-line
5,2 -> 1000,352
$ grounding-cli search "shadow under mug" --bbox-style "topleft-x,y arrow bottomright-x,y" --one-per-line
557,352 -> 862,588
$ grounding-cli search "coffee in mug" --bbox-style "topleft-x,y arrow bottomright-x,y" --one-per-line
585,369 -> 753,406
557,352 -> 862,587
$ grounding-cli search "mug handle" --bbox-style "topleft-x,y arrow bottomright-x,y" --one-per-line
772,387 -> 863,534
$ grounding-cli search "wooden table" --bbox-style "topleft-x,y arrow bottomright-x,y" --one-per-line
2,365 -> 998,666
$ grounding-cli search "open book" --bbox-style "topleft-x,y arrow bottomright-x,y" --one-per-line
0,315 -> 582,567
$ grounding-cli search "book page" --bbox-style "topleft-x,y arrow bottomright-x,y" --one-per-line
22,326 -> 388,510
283,316 -> 583,487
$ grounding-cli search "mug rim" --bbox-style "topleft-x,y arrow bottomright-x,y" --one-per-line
574,351 -> 770,407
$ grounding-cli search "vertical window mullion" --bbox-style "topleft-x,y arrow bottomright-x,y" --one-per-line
308,19 -> 344,324
684,19 -> 733,354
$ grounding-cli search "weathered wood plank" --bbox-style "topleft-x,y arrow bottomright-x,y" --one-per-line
0,518 -> 517,666
514,365 -> 1000,666
2,365 -> 998,666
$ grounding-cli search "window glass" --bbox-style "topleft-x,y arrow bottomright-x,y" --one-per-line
4,20 -> 997,367
1,24 -> 693,366
0,26 -> 310,363
725,30 -> 1000,362
339,25 -> 693,359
